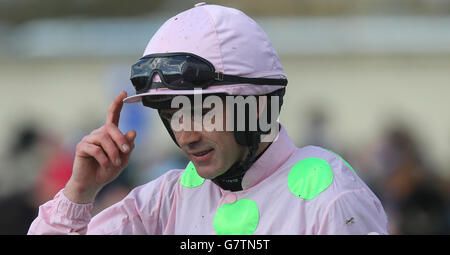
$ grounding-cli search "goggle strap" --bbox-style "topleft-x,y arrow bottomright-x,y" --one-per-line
136,76 -> 287,93
218,73 -> 287,86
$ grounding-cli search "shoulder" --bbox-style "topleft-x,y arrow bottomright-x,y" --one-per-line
130,168 -> 184,208
87,168 -> 185,234
285,145 -> 358,194
279,145 -> 364,207
286,145 -> 379,201
285,145 -> 388,234
107,168 -> 184,222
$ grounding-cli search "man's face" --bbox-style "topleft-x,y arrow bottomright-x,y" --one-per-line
159,106 -> 248,179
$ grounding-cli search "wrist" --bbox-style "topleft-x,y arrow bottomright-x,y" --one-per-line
64,180 -> 100,204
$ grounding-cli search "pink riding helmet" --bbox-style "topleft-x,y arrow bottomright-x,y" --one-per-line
123,3 -> 287,104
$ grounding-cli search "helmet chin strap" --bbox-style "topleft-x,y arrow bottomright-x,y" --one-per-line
212,143 -> 260,191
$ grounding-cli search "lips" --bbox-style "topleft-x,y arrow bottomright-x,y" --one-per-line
189,148 -> 214,163
192,149 -> 213,157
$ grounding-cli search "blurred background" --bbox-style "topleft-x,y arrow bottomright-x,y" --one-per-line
0,0 -> 449,234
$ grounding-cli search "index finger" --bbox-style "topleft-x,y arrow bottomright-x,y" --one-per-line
106,91 -> 127,126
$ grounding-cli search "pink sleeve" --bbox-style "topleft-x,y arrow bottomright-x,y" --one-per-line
318,188 -> 389,235
27,189 -> 94,235
28,170 -> 181,235
27,187 -> 151,235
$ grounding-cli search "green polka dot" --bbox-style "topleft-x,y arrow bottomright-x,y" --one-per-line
213,199 -> 259,235
288,157 -> 334,200
327,150 -> 358,175
180,161 -> 205,188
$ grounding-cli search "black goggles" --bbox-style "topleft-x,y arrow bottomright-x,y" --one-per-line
130,52 -> 287,94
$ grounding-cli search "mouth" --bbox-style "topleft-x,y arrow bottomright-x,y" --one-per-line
189,148 -> 215,163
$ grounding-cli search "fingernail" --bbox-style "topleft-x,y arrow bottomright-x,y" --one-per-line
115,158 -> 122,166
122,144 -> 130,153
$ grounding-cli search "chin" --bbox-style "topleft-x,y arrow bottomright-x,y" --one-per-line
195,163 -> 226,180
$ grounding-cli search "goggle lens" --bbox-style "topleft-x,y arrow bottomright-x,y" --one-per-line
131,54 -> 215,93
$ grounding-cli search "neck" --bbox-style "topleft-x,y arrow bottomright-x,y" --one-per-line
254,142 -> 271,158
212,141 -> 271,191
